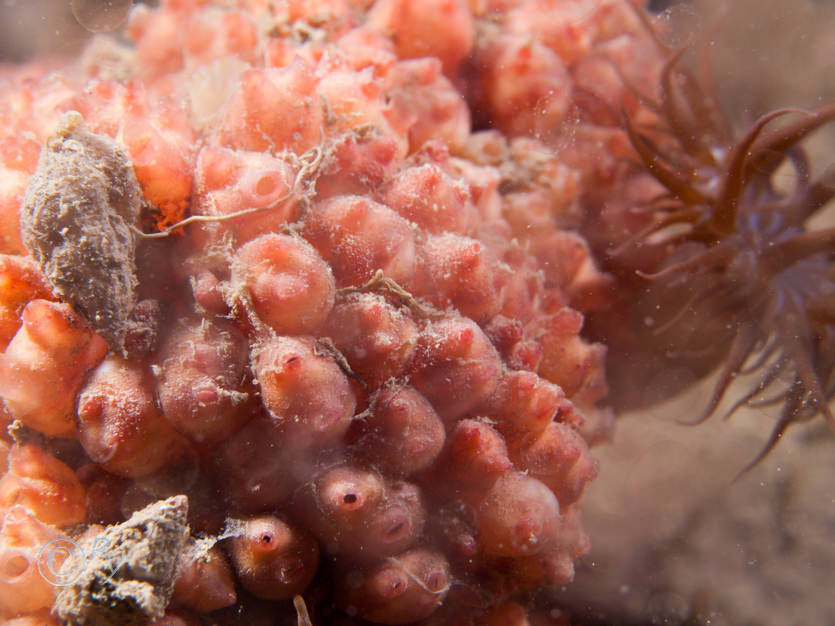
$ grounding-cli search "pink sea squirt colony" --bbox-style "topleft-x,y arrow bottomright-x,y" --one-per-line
0,0 -> 676,624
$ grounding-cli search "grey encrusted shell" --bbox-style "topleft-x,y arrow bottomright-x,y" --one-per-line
20,111 -> 141,352
55,495 -> 189,626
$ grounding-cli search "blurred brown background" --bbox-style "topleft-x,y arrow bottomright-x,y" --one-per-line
0,0 -> 158,62
0,0 -> 88,62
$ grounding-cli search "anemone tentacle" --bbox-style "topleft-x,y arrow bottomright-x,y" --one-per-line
606,11 -> 835,466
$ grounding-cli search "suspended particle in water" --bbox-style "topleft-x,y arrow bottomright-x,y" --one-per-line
71,0 -> 134,33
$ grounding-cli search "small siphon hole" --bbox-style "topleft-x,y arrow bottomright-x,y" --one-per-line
2,554 -> 30,579
255,174 -> 278,196
426,572 -> 446,592
385,520 -> 407,540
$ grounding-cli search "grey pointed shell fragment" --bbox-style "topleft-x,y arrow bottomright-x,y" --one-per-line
55,495 -> 190,626
20,110 -> 141,352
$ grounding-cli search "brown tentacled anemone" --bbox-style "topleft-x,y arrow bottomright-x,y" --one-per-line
587,9 -> 835,470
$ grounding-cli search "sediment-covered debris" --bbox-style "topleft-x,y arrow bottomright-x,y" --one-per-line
54,495 -> 189,626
